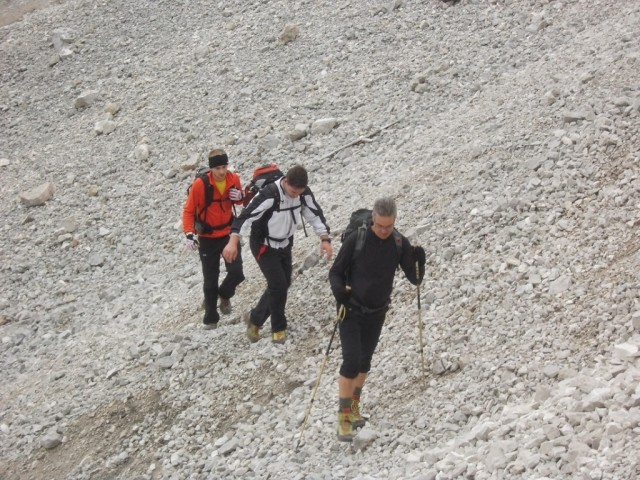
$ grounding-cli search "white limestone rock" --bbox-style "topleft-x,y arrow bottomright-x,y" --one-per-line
19,182 -> 55,207
134,144 -> 151,161
311,118 -> 338,135
279,24 -> 299,45
94,119 -> 116,135
74,90 -> 101,109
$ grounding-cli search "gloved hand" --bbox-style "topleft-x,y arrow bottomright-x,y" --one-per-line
332,286 -> 351,306
228,187 -> 243,202
185,232 -> 199,251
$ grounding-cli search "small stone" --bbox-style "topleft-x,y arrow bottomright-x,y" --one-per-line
288,127 -> 307,142
94,120 -> 116,135
311,118 -> 338,135
432,359 -> 447,375
86,186 -> 99,197
88,253 -> 105,267
180,153 -> 200,171
614,342 -> 639,360
353,428 -> 377,450
134,144 -> 150,161
41,431 -> 63,450
104,102 -> 121,115
218,438 -> 239,455
156,356 -> 176,369
548,275 -> 571,295
20,182 -> 55,207
279,24 -> 299,44
562,111 -> 588,123
75,90 -> 101,109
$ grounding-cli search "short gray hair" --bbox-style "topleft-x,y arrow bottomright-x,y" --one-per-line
373,197 -> 397,218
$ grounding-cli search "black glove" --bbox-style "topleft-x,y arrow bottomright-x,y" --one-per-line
332,286 -> 351,306
411,246 -> 426,282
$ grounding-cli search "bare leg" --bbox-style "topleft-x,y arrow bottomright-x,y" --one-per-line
339,375 -> 355,399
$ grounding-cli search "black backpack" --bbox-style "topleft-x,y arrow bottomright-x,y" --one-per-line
341,209 -> 402,260
186,167 -> 233,234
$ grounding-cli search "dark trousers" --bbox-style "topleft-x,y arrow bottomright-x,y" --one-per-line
249,240 -> 292,333
338,307 -> 386,379
199,235 -> 244,324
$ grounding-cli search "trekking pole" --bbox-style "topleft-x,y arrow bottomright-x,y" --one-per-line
295,304 -> 346,451
416,262 -> 426,387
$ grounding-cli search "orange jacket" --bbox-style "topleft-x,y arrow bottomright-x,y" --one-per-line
182,170 -> 243,238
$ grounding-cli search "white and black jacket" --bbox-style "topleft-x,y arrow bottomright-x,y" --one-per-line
230,179 -> 330,249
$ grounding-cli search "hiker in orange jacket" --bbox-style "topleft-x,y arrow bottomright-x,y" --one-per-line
182,149 -> 246,329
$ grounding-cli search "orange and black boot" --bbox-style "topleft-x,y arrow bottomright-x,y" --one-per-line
350,399 -> 366,429
337,398 -> 355,442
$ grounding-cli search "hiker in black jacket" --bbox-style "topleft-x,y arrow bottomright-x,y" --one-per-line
329,197 -> 426,442
223,165 -> 332,344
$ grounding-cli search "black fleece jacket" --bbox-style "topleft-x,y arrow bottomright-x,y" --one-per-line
329,227 -> 424,310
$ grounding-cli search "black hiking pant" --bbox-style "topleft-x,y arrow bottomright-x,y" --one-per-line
249,240 -> 292,333
199,235 -> 244,325
338,306 -> 387,378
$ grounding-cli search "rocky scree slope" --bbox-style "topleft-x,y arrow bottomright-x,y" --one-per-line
0,0 -> 639,479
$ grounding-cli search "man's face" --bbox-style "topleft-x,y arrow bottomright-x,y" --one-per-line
210,165 -> 228,181
371,214 -> 395,240
282,179 -> 306,198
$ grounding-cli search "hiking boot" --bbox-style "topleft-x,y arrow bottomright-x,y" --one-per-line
350,399 -> 366,428
271,330 -> 286,344
219,296 -> 232,315
243,312 -> 260,342
336,412 -> 355,442
246,324 -> 260,343
203,322 -> 218,330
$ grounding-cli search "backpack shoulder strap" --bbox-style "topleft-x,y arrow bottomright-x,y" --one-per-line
200,173 -> 214,209
392,230 -> 403,259
353,228 -> 402,262
262,181 -> 280,209
353,225 -> 368,259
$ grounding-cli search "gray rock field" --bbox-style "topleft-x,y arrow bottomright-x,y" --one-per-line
1,0 -> 639,479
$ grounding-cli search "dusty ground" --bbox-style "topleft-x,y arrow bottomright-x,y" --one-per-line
1,0 -> 638,478
0,0 -> 59,27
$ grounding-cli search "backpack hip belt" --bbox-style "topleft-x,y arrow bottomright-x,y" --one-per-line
349,298 -> 390,315
195,216 -> 233,235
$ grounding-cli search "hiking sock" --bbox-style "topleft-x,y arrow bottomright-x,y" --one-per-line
339,397 -> 352,414
352,386 -> 362,402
